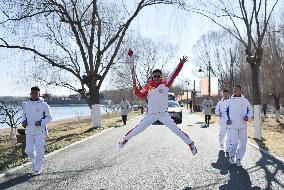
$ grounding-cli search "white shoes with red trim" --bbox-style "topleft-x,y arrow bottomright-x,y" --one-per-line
33,170 -> 42,175
118,139 -> 128,148
189,142 -> 197,155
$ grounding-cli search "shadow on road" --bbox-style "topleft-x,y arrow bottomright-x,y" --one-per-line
195,122 -> 204,125
245,138 -> 284,189
0,173 -> 34,190
211,150 -> 261,190
200,124 -> 210,128
218,166 -> 261,190
211,150 -> 230,175
183,187 -> 192,190
253,150 -> 284,189
0,160 -> 114,190
253,138 -> 268,150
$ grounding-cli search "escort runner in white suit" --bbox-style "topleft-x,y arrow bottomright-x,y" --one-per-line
22,87 -> 52,175
120,98 -> 131,125
119,49 -> 197,155
224,85 -> 253,166
202,97 -> 212,126
215,90 -> 230,152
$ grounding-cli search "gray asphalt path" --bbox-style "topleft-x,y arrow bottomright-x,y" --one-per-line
0,112 -> 283,190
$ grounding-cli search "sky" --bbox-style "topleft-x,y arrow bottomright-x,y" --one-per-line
0,0 -> 282,96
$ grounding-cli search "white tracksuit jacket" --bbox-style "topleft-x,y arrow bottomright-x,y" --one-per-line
224,95 -> 253,160
120,100 -> 130,115
133,63 -> 184,113
215,98 -> 229,126
202,99 -> 212,115
22,98 -> 52,135
224,95 -> 253,128
215,98 -> 230,150
123,53 -> 193,146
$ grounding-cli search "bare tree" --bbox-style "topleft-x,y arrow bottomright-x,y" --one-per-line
260,24 -> 284,121
0,0 -> 179,128
112,33 -> 175,90
181,0 -> 280,139
192,30 -> 243,93
0,102 -> 22,141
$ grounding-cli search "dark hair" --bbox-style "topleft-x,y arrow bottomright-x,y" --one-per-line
152,69 -> 162,75
223,90 -> 229,93
31,86 -> 40,91
234,85 -> 242,90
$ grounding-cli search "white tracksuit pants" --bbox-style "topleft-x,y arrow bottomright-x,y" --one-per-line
219,124 -> 230,152
228,128 -> 247,160
123,112 -> 193,145
25,133 -> 46,172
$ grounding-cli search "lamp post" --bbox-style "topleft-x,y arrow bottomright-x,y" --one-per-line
198,60 -> 212,98
185,81 -> 190,109
185,80 -> 196,111
192,80 -> 196,112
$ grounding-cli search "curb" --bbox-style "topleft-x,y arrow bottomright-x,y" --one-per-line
190,111 -> 284,164
0,115 -> 141,178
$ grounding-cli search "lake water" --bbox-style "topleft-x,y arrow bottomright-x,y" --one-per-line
0,105 -> 115,129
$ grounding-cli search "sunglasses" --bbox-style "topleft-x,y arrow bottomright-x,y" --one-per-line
153,75 -> 161,78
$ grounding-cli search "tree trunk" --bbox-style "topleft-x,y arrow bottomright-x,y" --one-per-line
89,84 -> 101,128
250,64 -> 261,105
10,127 -> 13,140
274,95 -> 280,122
250,62 -> 262,140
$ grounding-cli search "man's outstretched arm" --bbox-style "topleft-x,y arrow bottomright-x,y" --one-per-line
132,69 -> 148,98
128,49 -> 148,98
165,56 -> 188,87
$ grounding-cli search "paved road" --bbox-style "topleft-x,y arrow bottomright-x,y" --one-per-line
1,112 -> 284,190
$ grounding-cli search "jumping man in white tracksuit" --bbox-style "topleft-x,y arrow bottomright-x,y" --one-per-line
22,86 -> 52,175
215,90 -> 230,153
224,85 -> 253,166
118,49 -> 197,155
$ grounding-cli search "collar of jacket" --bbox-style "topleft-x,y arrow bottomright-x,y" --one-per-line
221,97 -> 229,101
231,94 -> 244,98
30,98 -> 40,101
29,97 -> 44,102
149,79 -> 166,88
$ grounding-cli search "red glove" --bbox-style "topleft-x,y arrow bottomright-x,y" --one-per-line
128,49 -> 134,57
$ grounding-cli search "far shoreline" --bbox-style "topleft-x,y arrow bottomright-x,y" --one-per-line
0,110 -> 120,135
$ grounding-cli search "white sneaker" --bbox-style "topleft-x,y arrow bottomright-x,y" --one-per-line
118,139 -> 128,148
189,142 -> 197,155
33,170 -> 42,175
229,156 -> 235,164
236,159 -> 242,166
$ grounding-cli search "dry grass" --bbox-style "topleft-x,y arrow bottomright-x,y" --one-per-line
247,116 -> 284,159
0,111 -> 141,173
194,112 -> 284,159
